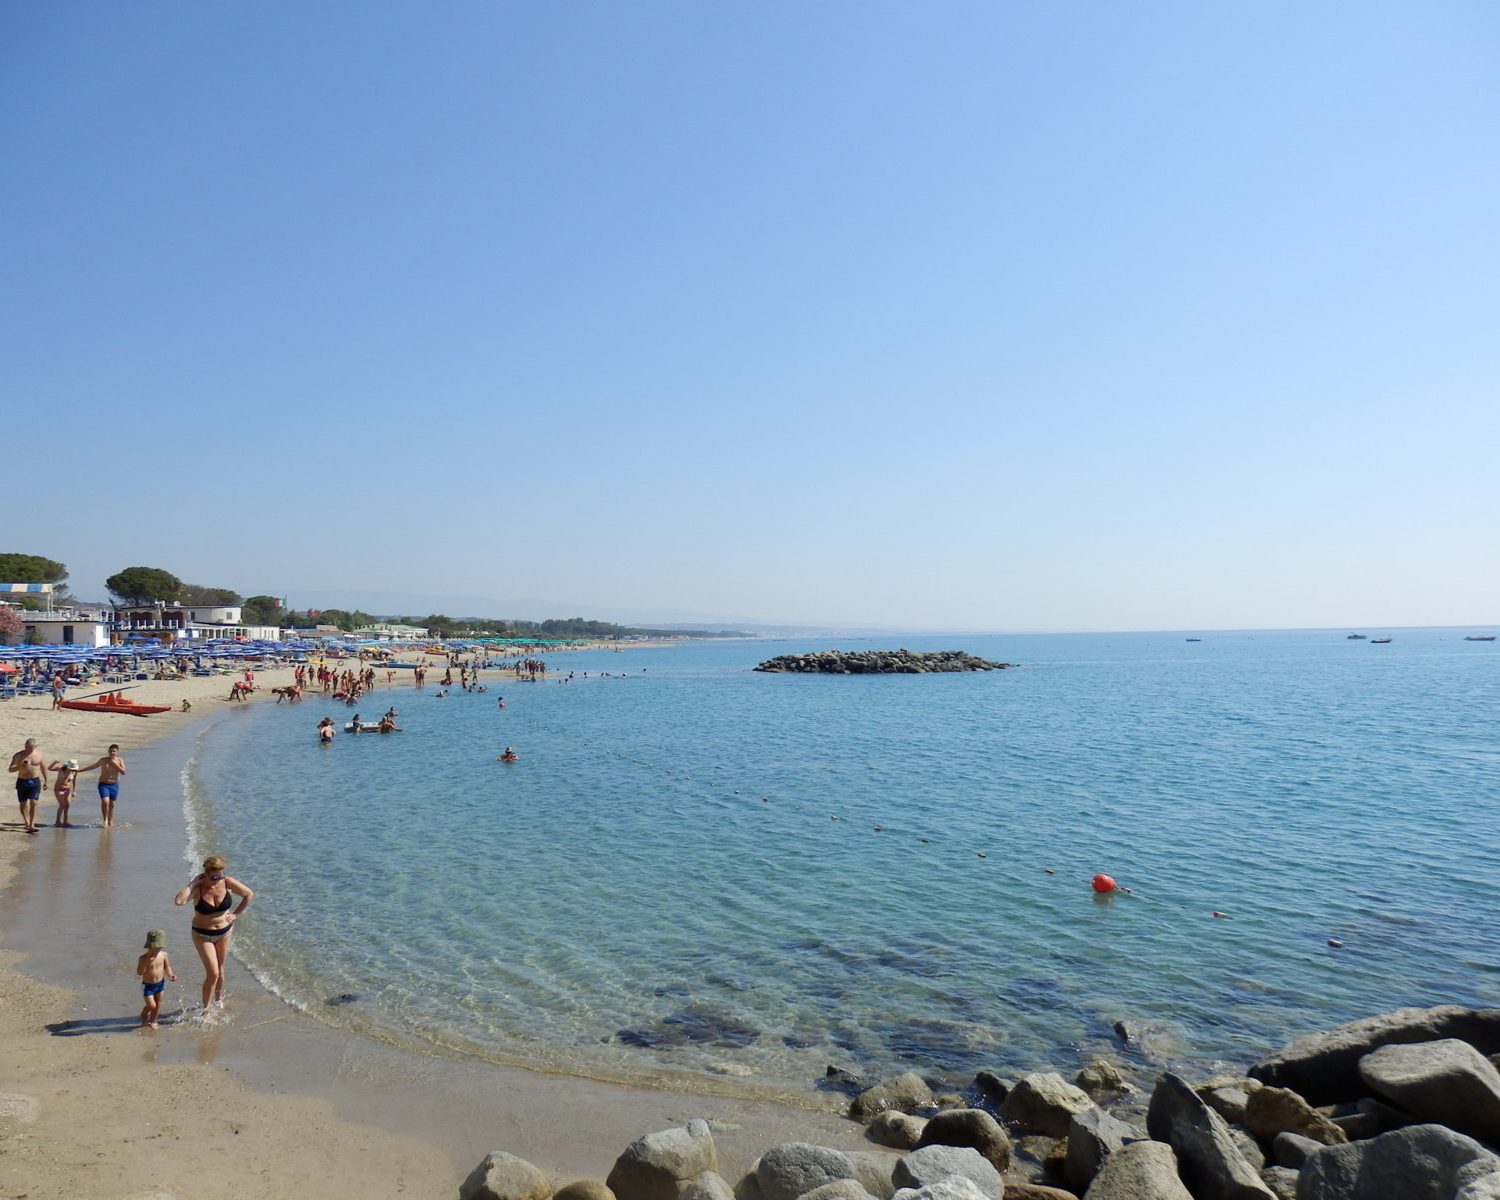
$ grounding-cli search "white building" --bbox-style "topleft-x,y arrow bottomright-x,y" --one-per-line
15,614 -> 112,647
354,622 -> 432,641
112,603 -> 282,644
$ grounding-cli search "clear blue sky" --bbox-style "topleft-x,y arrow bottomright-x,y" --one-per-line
4,3 -> 1496,629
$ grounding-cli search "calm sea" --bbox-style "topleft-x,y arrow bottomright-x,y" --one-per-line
184,630 -> 1500,1097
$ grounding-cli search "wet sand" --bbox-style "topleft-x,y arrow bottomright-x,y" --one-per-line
0,659 -> 874,1199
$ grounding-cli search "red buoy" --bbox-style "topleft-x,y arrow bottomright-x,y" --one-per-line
1091,873 -> 1118,894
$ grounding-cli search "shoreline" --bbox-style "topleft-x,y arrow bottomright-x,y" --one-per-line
0,648 -> 871,1198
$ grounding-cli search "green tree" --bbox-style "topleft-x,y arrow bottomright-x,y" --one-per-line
0,553 -> 68,585
241,595 -> 282,625
106,566 -> 184,607
0,553 -> 71,609
180,584 -> 243,606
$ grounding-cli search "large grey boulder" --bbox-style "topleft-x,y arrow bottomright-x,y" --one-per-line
1244,1087 -> 1346,1147
799,1182 -> 875,1200
461,1153 -> 553,1200
853,1074 -> 937,1121
1272,1133 -> 1321,1170
680,1176 -> 736,1200
1260,1168 -> 1299,1200
756,1145 -> 857,1200
554,1183 -> 616,1200
915,1109 -> 1011,1172
869,1112 -> 928,1151
1201,1088 -> 1253,1126
1146,1073 -> 1273,1200
1063,1109 -> 1142,1194
1358,1039 -> 1500,1146
607,1121 -> 719,1200
1294,1124 -> 1500,1199
1230,1128 -> 1267,1174
894,1146 -> 1004,1199
1003,1074 -> 1095,1136
844,1152 -> 901,1200
1081,1140 -> 1192,1200
890,1178 -> 991,1200
1249,1007 -> 1500,1105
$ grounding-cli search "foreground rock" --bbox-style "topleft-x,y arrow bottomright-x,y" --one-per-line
1248,1006 -> 1500,1105
891,1179 -> 990,1200
915,1109 -> 1011,1172
554,1183 -> 616,1200
851,1074 -> 936,1121
1081,1140 -> 1193,1200
1145,1073 -> 1273,1199
1243,1086 -> 1346,1147
755,1144 -> 855,1200
755,650 -> 1011,675
460,1153 -> 552,1200
606,1121 -> 718,1200
1063,1109 -> 1142,1193
1357,1039 -> 1500,1147
893,1145 -> 1005,1199
1003,1074 -> 1095,1136
1295,1123 -> 1500,1199
870,1112 -> 929,1151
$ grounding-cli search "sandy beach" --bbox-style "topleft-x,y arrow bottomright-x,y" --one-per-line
0,654 -> 870,1200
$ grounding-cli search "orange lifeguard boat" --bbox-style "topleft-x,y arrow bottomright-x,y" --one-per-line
58,692 -> 171,717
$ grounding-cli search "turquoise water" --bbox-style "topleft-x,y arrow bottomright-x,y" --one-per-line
186,631 -> 1500,1096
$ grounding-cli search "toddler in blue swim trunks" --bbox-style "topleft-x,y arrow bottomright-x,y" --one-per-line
137,930 -> 177,1027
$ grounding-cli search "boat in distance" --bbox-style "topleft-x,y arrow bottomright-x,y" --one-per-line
1465,635 -> 1497,642
1370,637 -> 1393,644
1346,633 -> 1368,640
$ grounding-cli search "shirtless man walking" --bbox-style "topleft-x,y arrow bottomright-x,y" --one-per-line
81,744 -> 126,828
7,738 -> 47,833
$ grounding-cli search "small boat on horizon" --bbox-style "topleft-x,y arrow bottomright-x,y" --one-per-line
1185,638 -> 1202,642
1346,633 -> 1367,640
1465,635 -> 1497,642
1371,637 -> 1393,644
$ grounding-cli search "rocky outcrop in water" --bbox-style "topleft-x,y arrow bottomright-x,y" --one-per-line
754,650 -> 1011,675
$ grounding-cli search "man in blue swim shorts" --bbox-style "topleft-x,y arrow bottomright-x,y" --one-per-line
81,744 -> 126,828
8,737 -> 48,833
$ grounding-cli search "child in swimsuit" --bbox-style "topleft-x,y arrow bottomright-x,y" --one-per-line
137,930 -> 177,1028
47,758 -> 78,827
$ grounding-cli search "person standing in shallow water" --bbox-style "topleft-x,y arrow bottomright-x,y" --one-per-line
79,743 -> 126,827
174,854 -> 253,1008
9,737 -> 48,833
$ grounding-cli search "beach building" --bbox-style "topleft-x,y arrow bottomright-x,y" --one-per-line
16,614 -> 112,647
353,621 -> 431,641
110,601 -> 283,645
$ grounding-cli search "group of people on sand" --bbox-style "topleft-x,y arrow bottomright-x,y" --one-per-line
8,736 -> 250,1028
8,737 -> 126,831
138,855 -> 254,1027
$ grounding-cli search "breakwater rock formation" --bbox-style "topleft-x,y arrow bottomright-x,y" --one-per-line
458,1004 -> 1500,1200
755,649 -> 1011,675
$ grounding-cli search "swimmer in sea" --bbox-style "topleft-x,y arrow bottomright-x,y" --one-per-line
498,747 -> 519,762
318,717 -> 336,743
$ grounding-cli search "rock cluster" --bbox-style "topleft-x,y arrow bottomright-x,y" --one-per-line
459,1004 -> 1500,1200
755,650 -> 1011,675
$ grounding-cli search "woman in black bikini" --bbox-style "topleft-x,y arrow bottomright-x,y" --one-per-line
173,854 -> 253,1008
